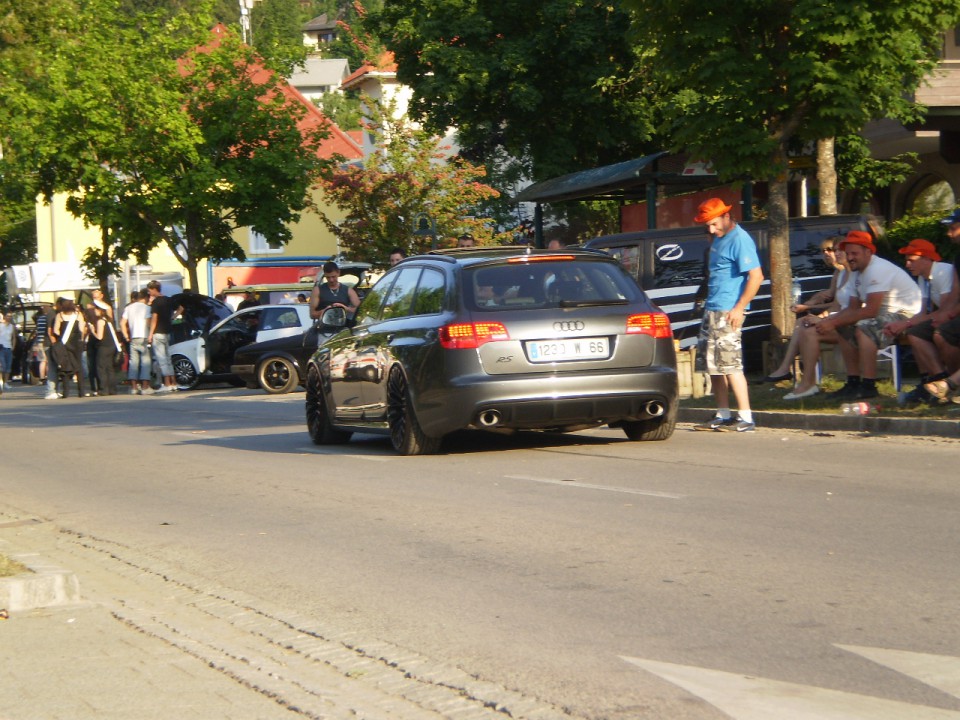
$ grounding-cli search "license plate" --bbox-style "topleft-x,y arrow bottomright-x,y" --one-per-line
526,337 -> 610,362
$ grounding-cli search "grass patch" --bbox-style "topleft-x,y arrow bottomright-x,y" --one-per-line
681,373 -> 960,418
0,553 -> 31,578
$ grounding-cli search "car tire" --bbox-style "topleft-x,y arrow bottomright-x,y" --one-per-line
386,367 -> 441,456
621,398 -> 678,441
305,365 -> 351,444
258,356 -> 299,394
172,354 -> 200,390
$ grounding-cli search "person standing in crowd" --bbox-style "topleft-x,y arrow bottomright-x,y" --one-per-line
147,280 -> 180,393
43,298 -> 63,399
815,231 -> 921,400
32,306 -> 50,387
121,289 -> 152,395
0,311 -> 17,395
51,298 -> 89,397
691,198 -> 764,432
310,261 -> 360,320
91,288 -> 114,320
237,290 -> 259,310
91,304 -> 122,396
882,238 -> 957,404
389,247 -> 406,266
84,305 -> 101,395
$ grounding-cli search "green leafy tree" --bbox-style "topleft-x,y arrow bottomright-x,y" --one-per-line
252,0 -> 307,75
624,0 -> 960,345
319,97 -> 504,265
322,1 -> 386,71
369,0 -> 654,181
1,0 -> 336,290
317,90 -> 363,131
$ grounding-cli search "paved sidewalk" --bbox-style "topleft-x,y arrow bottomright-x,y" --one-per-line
0,602 -> 293,720
678,407 -> 960,438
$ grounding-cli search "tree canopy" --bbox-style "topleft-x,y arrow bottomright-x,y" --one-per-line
623,0 -> 960,342
0,0 -> 336,290
319,98 -> 503,265
368,0 -> 655,181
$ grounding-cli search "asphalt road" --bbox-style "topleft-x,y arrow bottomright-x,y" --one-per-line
1,384 -> 959,720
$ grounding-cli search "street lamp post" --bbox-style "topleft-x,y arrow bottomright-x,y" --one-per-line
239,0 -> 255,44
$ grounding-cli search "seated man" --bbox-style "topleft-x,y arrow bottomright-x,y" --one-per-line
882,238 -> 958,404
814,231 -> 921,400
931,209 -> 960,373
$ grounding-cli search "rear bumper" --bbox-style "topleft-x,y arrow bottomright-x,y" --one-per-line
415,365 -> 678,436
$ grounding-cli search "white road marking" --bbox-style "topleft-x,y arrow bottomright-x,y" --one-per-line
296,447 -> 389,461
837,645 -> 960,699
504,475 -> 683,499
621,655 -> 960,719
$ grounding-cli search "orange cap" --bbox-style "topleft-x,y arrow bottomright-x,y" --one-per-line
898,238 -> 941,261
694,198 -> 733,223
838,230 -> 876,253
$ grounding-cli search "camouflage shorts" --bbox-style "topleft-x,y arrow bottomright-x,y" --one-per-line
695,310 -> 743,375
840,311 -> 911,349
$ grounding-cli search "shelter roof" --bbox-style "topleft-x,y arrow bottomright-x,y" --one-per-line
512,152 -> 727,204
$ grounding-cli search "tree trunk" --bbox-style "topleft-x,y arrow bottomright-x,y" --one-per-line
817,137 -> 837,215
187,260 -> 199,292
767,150 -> 793,347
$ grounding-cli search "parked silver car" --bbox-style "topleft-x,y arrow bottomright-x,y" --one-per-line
305,247 -> 679,455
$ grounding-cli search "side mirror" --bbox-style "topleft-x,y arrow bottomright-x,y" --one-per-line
319,306 -> 348,329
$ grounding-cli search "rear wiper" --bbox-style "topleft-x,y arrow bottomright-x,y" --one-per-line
558,299 -> 629,308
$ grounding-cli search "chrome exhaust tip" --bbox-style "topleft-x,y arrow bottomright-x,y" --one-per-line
645,401 -> 665,417
478,410 -> 502,427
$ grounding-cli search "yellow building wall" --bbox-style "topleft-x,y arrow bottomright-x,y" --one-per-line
36,187 -> 346,297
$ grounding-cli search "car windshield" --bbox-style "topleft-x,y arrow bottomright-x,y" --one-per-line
466,260 -> 641,310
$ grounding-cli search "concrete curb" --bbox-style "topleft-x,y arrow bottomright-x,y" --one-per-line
678,407 -> 960,438
0,549 -> 81,612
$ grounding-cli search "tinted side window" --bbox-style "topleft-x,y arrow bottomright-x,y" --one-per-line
353,273 -> 396,327
411,268 -> 445,315
380,268 -> 422,320
651,238 -> 711,289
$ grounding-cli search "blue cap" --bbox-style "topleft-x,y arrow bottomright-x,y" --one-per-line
941,209 -> 960,225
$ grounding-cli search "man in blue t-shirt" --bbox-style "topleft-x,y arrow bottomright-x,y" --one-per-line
692,198 -> 764,432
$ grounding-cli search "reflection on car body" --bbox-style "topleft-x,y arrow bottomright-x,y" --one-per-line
305,247 -> 679,455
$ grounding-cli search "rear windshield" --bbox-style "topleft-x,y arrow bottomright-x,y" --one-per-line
465,260 -> 642,311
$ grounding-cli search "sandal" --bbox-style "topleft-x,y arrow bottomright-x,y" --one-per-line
924,378 -> 958,401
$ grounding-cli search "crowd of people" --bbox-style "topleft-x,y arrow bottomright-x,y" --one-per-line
758,211 -> 960,405
0,281 -> 183,399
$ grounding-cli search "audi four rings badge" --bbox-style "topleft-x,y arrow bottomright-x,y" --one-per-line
553,321 -> 585,331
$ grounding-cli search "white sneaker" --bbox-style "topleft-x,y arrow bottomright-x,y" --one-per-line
44,392 -> 59,400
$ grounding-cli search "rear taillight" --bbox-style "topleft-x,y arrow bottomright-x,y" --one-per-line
626,312 -> 673,338
439,321 -> 510,349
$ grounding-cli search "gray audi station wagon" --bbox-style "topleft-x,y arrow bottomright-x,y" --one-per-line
305,246 -> 678,455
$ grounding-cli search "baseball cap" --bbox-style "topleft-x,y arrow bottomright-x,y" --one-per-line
940,209 -> 960,225
838,230 -> 877,253
694,198 -> 733,223
898,238 -> 941,261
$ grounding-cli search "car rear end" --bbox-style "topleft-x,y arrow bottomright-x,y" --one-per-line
415,251 -> 678,436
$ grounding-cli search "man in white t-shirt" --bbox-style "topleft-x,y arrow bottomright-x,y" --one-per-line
120,289 -> 153,395
815,231 -> 921,400
882,238 -> 958,404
